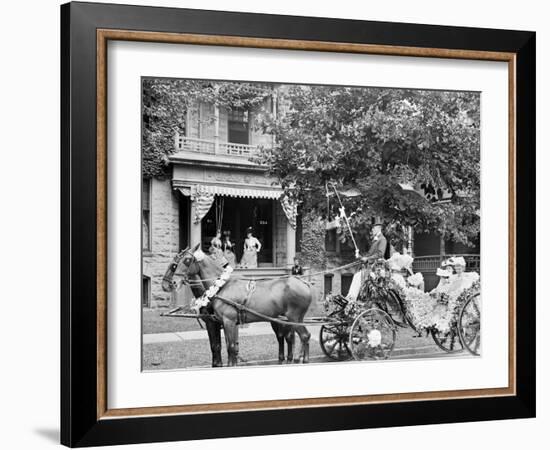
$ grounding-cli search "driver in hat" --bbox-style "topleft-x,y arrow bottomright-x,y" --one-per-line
356,221 -> 388,263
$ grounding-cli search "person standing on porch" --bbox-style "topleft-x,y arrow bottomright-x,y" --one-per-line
209,230 -> 226,267
239,227 -> 261,268
222,230 -> 237,268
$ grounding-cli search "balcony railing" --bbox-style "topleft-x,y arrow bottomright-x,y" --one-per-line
175,136 -> 259,158
412,254 -> 480,273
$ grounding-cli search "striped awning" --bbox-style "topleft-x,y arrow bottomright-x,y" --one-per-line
178,185 -> 282,200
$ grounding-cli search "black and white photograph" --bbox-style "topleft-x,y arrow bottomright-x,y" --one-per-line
0,0 -> 542,447
141,78 -> 481,370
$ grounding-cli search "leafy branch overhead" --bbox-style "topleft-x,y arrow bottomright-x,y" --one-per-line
256,85 -> 480,247
142,79 -> 480,247
142,78 -> 272,177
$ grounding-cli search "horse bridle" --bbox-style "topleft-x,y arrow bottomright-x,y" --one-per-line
172,247 -> 200,286
162,247 -> 193,288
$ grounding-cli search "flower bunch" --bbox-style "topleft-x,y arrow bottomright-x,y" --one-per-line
191,265 -> 234,312
358,264 -> 393,307
344,299 -> 361,317
398,278 -> 480,333
401,287 -> 438,331
322,293 -> 348,313
407,272 -> 424,288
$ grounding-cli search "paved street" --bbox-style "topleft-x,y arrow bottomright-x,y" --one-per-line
142,322 -> 469,370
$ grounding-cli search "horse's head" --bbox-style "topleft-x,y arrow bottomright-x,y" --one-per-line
177,243 -> 203,282
161,246 -> 191,292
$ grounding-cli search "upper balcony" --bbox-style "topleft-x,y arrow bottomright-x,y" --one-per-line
175,135 -> 260,159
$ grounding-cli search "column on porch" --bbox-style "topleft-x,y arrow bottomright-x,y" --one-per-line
286,220 -> 296,266
189,200 -> 202,247
279,195 -> 298,267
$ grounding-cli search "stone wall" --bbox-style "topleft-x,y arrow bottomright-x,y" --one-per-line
142,177 -> 180,308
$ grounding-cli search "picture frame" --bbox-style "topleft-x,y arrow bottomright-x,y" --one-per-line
60,1 -> 535,447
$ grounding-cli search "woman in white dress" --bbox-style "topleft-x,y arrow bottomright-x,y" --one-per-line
445,256 -> 480,299
432,259 -> 454,295
239,227 -> 262,268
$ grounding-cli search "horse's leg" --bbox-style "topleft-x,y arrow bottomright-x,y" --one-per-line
223,318 -> 239,366
284,327 -> 295,363
204,318 -> 221,367
209,320 -> 223,367
294,325 -> 311,363
213,321 -> 223,366
271,323 -> 285,364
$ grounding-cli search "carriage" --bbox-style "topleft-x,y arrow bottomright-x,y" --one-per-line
163,252 -> 481,364
318,260 -> 481,361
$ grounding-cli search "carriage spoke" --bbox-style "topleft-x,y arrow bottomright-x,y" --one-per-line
326,339 -> 339,355
458,295 -> 481,356
349,309 -> 396,361
320,323 -> 352,361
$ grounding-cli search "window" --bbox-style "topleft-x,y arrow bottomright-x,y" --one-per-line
142,276 -> 151,307
142,178 -> 151,251
325,229 -> 337,252
341,273 -> 354,297
199,103 -> 215,139
324,274 -> 333,295
228,108 -> 249,144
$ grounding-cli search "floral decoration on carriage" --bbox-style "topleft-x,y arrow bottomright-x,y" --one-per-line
321,253 -> 481,361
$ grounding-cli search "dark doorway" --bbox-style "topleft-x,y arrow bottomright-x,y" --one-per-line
201,196 -> 274,265
341,273 -> 354,297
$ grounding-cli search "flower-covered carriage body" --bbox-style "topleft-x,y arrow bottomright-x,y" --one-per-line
321,257 -> 481,360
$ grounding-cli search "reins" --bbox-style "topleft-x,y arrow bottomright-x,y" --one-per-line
176,260 -> 362,284
212,294 -> 341,327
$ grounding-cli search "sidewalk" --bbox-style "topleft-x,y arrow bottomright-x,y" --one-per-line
143,322 -> 321,344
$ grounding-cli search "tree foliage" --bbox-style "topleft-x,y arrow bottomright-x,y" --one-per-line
142,79 -> 272,177
257,86 -> 480,247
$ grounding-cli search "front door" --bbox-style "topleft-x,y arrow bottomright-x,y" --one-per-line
201,196 -> 274,266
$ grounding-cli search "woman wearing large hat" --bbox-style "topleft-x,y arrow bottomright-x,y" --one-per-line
445,256 -> 480,299
238,227 -> 262,268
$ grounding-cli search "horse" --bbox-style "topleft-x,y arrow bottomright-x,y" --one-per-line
178,244 -> 313,366
161,248 -> 304,366
161,248 -> 224,367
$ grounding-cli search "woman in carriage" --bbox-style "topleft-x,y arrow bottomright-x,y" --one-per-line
445,256 -> 480,298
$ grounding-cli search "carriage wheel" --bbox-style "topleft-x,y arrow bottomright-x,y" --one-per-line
431,326 -> 463,353
458,294 -> 481,356
348,308 -> 396,360
319,315 -> 352,361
